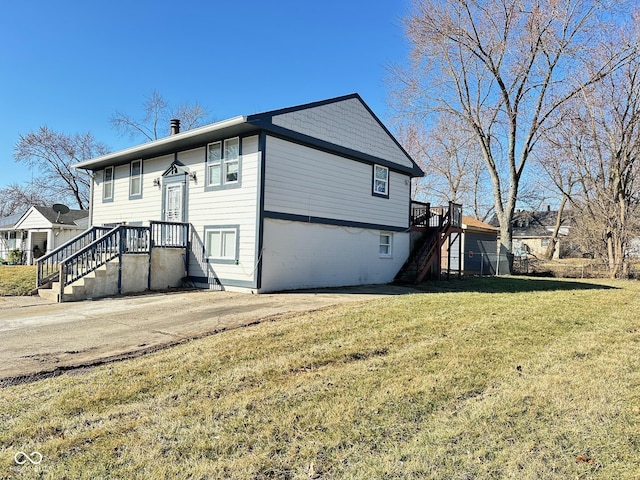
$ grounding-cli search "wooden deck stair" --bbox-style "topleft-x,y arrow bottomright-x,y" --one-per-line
394,202 -> 462,284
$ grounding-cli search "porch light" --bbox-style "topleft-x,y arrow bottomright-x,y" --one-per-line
189,171 -> 197,182
153,178 -> 161,188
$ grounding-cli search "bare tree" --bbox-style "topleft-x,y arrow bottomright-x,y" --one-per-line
393,0 -> 635,269
110,90 -> 211,141
0,183 -> 55,217
548,56 -> 640,277
397,116 -> 493,220
14,127 -> 110,210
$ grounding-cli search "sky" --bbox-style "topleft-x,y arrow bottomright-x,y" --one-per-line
0,0 -> 412,188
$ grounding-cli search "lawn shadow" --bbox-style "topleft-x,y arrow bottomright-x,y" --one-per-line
410,275 -> 619,294
285,276 -> 618,297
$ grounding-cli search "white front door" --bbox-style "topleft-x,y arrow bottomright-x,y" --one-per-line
165,183 -> 184,223
163,183 -> 185,246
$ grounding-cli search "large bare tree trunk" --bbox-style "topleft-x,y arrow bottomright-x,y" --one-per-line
393,0 -> 636,272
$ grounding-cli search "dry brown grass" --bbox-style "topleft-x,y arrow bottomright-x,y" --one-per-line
1,276 -> 639,478
0,265 -> 36,296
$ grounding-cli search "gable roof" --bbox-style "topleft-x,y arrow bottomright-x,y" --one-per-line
247,94 -> 422,176
13,206 -> 89,230
73,94 -> 423,177
462,216 -> 499,234
488,209 -> 572,238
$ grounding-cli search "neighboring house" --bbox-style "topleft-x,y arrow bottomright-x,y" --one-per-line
489,208 -> 571,259
10,206 -> 89,265
68,94 -> 425,294
0,213 -> 27,263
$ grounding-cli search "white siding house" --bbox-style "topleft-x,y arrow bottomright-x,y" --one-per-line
73,94 -> 423,293
7,206 -> 89,265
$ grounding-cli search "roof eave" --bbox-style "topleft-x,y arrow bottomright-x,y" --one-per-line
72,116 -> 249,171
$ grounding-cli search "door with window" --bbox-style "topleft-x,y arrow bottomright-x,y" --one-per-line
163,182 -> 185,245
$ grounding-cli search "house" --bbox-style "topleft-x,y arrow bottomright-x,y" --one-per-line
57,94 -> 425,297
0,213 -> 27,263
2,206 -> 88,265
490,208 -> 572,259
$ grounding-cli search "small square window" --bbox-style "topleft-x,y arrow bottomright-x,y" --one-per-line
205,227 -> 238,263
379,233 -> 392,257
373,165 -> 389,197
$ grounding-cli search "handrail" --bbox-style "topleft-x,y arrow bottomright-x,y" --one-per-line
150,221 -> 190,248
38,221 -> 191,299
60,225 -> 150,287
411,202 -> 463,230
36,226 -> 112,287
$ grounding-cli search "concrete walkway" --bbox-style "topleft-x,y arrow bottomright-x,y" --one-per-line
0,285 -> 420,385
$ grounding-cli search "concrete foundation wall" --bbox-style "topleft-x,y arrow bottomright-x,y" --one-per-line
150,248 -> 186,290
59,247 -> 187,301
121,254 -> 150,294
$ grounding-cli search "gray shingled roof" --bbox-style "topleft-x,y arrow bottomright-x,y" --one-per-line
488,210 -> 573,237
32,206 -> 89,226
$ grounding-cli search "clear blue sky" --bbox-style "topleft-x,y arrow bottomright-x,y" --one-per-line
0,0 -> 412,188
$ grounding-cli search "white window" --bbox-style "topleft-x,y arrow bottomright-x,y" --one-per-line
379,233 -> 392,257
224,138 -> 239,183
373,165 -> 389,197
207,137 -> 240,187
205,227 -> 238,261
103,166 -> 114,201
130,160 -> 142,197
207,142 -> 222,186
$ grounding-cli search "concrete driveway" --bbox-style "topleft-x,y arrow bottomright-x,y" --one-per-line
0,285 -> 420,386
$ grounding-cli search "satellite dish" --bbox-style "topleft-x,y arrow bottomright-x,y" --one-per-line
52,203 -> 70,222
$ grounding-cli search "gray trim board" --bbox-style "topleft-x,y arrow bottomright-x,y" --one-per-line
263,211 -> 408,232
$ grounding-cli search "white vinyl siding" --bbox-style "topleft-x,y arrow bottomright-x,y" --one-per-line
90,138 -> 260,287
188,136 -> 260,285
263,136 -> 410,228
93,154 -> 173,226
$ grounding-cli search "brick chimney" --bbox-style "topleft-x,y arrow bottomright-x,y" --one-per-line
170,119 -> 180,135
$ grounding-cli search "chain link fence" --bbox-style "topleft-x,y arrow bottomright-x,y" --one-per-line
512,256 -> 638,279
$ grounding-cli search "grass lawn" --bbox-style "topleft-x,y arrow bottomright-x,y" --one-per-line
0,265 -> 36,296
1,277 -> 639,478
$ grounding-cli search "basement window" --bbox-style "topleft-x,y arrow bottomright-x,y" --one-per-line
205,226 -> 239,264
379,233 -> 392,258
